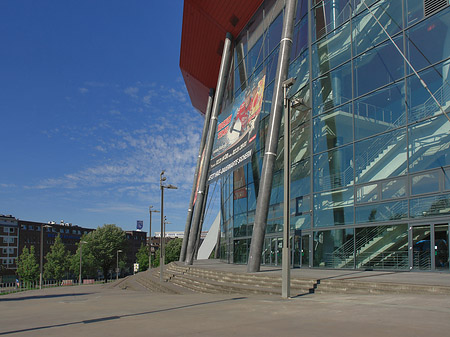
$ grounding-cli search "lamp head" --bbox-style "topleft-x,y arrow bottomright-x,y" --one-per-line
166,184 -> 178,189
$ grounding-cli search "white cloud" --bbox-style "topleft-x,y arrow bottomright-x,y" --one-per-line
124,86 -> 139,98
79,87 -> 89,94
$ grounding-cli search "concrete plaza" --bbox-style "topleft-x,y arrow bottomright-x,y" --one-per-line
1,282 -> 449,336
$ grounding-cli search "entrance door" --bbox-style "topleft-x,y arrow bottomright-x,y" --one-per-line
435,224 -> 449,271
301,235 -> 310,267
412,225 -> 431,270
411,223 -> 449,271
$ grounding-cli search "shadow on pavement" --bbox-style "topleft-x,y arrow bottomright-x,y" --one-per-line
0,296 -> 247,335
0,293 -> 95,302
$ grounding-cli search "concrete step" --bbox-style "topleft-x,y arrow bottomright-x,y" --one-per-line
169,272 -> 281,295
168,262 -> 316,290
316,279 -> 450,295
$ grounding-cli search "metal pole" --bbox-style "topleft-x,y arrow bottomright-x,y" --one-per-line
116,249 -> 122,281
160,184 -> 164,282
282,79 -> 295,298
248,0 -> 297,273
79,242 -> 82,285
185,32 -> 234,265
149,207 -> 152,269
180,88 -> 215,262
195,184 -> 209,259
40,224 -> 43,289
149,206 -> 159,269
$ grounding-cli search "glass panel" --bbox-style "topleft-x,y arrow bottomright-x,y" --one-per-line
405,0 -> 424,26
289,50 -> 309,93
277,238 -> 283,265
235,60 -> 248,94
263,237 -> 271,264
413,225 -> 431,270
292,121 -> 311,164
354,36 -> 404,98
313,228 -> 354,268
302,235 -> 310,267
248,183 -> 257,211
312,0 -> 351,41
233,213 -> 247,238
270,170 -> 284,205
290,85 -> 311,129
233,239 -> 249,264
271,237 -> 277,265
445,168 -> 450,191
411,171 -> 440,195
261,82 -> 274,119
293,235 -> 301,267
408,114 -> 450,173
354,82 -> 406,140
435,224 -> 449,271
292,213 -> 311,230
313,103 -> 353,153
291,159 -> 311,197
407,60 -> 450,123
355,224 -> 408,270
313,144 -> 353,191
355,200 -> 408,224
314,188 -> 354,227
295,0 -> 308,24
266,46 -> 279,85
353,0 -> 403,56
267,12 -> 283,55
406,10 -> 450,73
312,22 -> 351,79
248,35 -> 264,75
355,128 -> 407,184
312,61 -> 352,115
410,193 -> 450,218
382,177 -> 407,200
291,18 -> 308,61
356,183 -> 378,203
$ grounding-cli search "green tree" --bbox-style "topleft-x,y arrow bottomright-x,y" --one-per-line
44,235 -> 71,281
135,243 -> 149,271
85,224 -> 126,282
152,249 -> 160,268
70,239 -> 98,279
17,246 -> 39,283
165,238 -> 183,263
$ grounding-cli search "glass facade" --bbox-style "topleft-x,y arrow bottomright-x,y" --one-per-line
219,0 -> 450,271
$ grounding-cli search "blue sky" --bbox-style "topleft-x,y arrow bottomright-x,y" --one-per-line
0,1 -> 220,233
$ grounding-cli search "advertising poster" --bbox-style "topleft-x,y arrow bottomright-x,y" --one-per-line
208,71 -> 266,183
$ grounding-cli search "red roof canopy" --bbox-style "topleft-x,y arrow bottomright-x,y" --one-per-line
180,0 -> 263,114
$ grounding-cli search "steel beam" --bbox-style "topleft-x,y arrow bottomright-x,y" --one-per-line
180,89 -> 215,262
185,32 -> 234,265
247,0 -> 297,272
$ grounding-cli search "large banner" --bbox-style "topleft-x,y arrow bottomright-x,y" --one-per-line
208,71 -> 266,183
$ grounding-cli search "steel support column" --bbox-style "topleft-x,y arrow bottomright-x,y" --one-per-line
180,88 -> 215,262
185,32 -> 233,265
194,184 -> 209,259
247,0 -> 296,273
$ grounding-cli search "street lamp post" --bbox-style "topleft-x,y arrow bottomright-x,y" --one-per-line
79,240 -> 87,285
39,224 -> 51,289
282,77 -> 295,299
149,206 -> 159,270
160,171 -> 177,283
116,249 -> 123,281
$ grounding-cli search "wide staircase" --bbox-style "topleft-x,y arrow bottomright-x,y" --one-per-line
156,262 -> 317,296
115,261 -> 450,296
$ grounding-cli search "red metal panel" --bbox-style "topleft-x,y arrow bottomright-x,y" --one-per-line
180,0 -> 263,114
